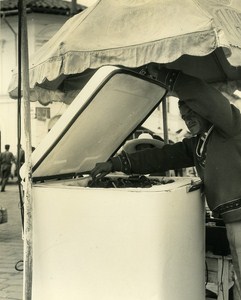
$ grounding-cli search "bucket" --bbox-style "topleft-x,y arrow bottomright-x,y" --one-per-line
0,207 -> 8,224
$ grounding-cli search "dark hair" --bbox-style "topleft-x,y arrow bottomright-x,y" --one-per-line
5,144 -> 10,150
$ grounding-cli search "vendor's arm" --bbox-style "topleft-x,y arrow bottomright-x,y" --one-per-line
174,72 -> 241,136
148,64 -> 241,136
91,137 -> 195,179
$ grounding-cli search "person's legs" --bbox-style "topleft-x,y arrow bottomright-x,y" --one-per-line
0,168 -> 2,185
226,221 -> 241,297
0,168 -> 10,192
1,172 -> 7,191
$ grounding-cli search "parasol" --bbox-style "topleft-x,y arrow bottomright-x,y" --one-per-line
8,0 -> 241,105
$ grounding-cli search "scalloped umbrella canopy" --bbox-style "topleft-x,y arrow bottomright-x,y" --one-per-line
8,0 -> 241,105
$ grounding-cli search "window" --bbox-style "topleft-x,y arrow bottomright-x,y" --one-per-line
35,107 -> 50,121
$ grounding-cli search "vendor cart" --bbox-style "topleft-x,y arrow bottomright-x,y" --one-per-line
24,66 -> 205,300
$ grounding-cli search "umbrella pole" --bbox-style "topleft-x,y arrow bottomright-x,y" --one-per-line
162,97 -> 170,177
162,96 -> 169,144
71,0 -> 77,15
19,1 -> 33,299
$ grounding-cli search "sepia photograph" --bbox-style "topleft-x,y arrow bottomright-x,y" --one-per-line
1,0 -> 241,299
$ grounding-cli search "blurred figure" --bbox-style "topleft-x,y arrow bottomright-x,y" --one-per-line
0,145 -> 15,192
19,144 -> 25,166
15,144 -> 25,178
122,133 -> 164,153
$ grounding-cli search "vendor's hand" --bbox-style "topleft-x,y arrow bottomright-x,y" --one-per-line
147,63 -> 178,96
90,161 -> 113,180
147,63 -> 164,80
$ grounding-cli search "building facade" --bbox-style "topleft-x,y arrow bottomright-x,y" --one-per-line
0,0 -> 85,154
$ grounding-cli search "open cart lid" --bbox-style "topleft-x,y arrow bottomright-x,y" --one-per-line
30,66 -> 167,181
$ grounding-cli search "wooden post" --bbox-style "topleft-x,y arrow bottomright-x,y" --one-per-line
20,0 -> 33,299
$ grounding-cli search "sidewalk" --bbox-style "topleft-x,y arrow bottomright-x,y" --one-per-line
0,182 -> 23,300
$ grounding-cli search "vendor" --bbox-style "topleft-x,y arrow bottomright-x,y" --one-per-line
90,64 -> 241,291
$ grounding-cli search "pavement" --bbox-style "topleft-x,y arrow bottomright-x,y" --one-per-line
0,181 -> 23,300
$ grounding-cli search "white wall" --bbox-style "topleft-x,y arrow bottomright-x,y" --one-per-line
0,97 -> 18,154
0,13 -> 69,152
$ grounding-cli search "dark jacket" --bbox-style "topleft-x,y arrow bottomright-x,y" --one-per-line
111,71 -> 241,223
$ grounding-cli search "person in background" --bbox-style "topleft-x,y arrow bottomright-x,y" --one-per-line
121,133 -> 164,154
0,144 -> 15,192
120,133 -> 167,177
90,64 -> 241,293
19,144 -> 25,166
15,144 -> 25,178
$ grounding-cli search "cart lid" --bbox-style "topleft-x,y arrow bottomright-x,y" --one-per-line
31,66 -> 167,181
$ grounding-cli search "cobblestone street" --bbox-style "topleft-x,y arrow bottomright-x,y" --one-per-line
0,182 -> 23,300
